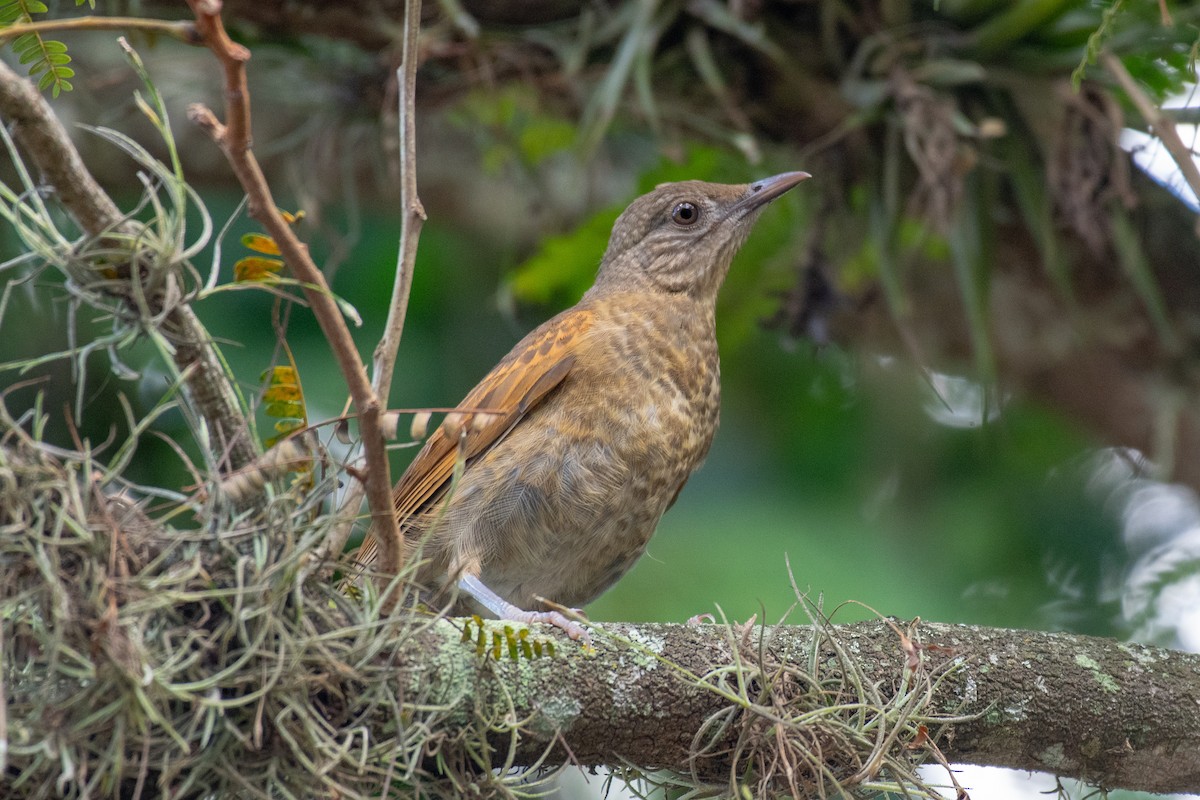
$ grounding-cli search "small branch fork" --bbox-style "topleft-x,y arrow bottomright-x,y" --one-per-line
184,0 -> 405,585
326,0 -> 427,568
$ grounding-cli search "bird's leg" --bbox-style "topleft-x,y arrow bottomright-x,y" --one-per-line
457,574 -> 591,645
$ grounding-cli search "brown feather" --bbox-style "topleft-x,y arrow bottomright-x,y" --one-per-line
354,308 -> 594,568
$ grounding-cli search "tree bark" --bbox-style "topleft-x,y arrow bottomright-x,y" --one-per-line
390,617 -> 1200,795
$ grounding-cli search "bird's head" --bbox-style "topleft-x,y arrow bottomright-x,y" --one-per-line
591,171 -> 810,302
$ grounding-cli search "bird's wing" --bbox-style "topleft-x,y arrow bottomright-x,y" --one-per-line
354,308 -> 594,570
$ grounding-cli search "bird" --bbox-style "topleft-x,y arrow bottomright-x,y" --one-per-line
355,171 -> 810,639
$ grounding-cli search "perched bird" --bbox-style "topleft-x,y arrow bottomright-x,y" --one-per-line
357,172 -> 809,638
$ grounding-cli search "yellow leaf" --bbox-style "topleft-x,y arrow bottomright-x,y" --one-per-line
234,256 -> 284,283
280,209 -> 306,225
265,418 -> 306,448
264,383 -> 303,403
289,461 -> 314,479
265,400 -> 304,418
261,364 -> 306,447
241,232 -> 281,255
274,418 -> 305,434
266,365 -> 297,383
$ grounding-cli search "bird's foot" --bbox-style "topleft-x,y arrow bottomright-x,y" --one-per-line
458,574 -> 592,647
506,608 -> 591,645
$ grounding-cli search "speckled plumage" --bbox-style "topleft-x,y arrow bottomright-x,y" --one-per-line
356,172 -> 808,624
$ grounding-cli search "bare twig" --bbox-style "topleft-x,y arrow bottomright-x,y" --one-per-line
1102,50 -> 1200,207
372,0 -> 426,439
0,16 -> 199,43
217,436 -> 311,505
325,0 -> 427,566
183,0 -> 403,585
0,58 -> 258,472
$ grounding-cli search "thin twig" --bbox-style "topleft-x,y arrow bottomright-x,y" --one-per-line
183,0 -> 403,585
327,0 -> 426,566
0,16 -> 199,43
1102,50 -> 1200,207
372,0 -> 426,432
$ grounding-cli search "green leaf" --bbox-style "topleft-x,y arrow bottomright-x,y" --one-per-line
1072,0 -> 1126,89
517,116 -> 574,164
1001,121 -> 1074,302
910,58 -> 987,87
13,33 -> 38,52
265,401 -> 304,419
970,0 -> 1075,57
0,5 -> 26,24
948,176 -> 997,392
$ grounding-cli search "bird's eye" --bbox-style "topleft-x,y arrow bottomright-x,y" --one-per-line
671,202 -> 700,226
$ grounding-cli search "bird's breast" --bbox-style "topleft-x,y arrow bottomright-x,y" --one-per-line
582,299 -> 721,470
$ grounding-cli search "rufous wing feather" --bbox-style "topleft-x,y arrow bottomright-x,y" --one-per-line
354,308 -> 594,570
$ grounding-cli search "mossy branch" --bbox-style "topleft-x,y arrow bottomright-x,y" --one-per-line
3,433 -> 1199,799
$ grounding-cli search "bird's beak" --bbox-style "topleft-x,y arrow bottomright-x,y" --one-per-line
737,171 -> 811,213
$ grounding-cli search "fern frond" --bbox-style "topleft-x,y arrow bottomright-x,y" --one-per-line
0,0 -> 80,97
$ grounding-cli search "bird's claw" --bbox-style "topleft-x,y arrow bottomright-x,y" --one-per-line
516,609 -> 592,647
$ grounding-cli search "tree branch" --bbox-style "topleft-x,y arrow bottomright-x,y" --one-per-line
371,0 -> 425,444
183,0 -> 404,579
6,428 -> 1200,797
0,16 -> 199,44
395,618 -> 1200,795
1102,50 -> 1200,209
